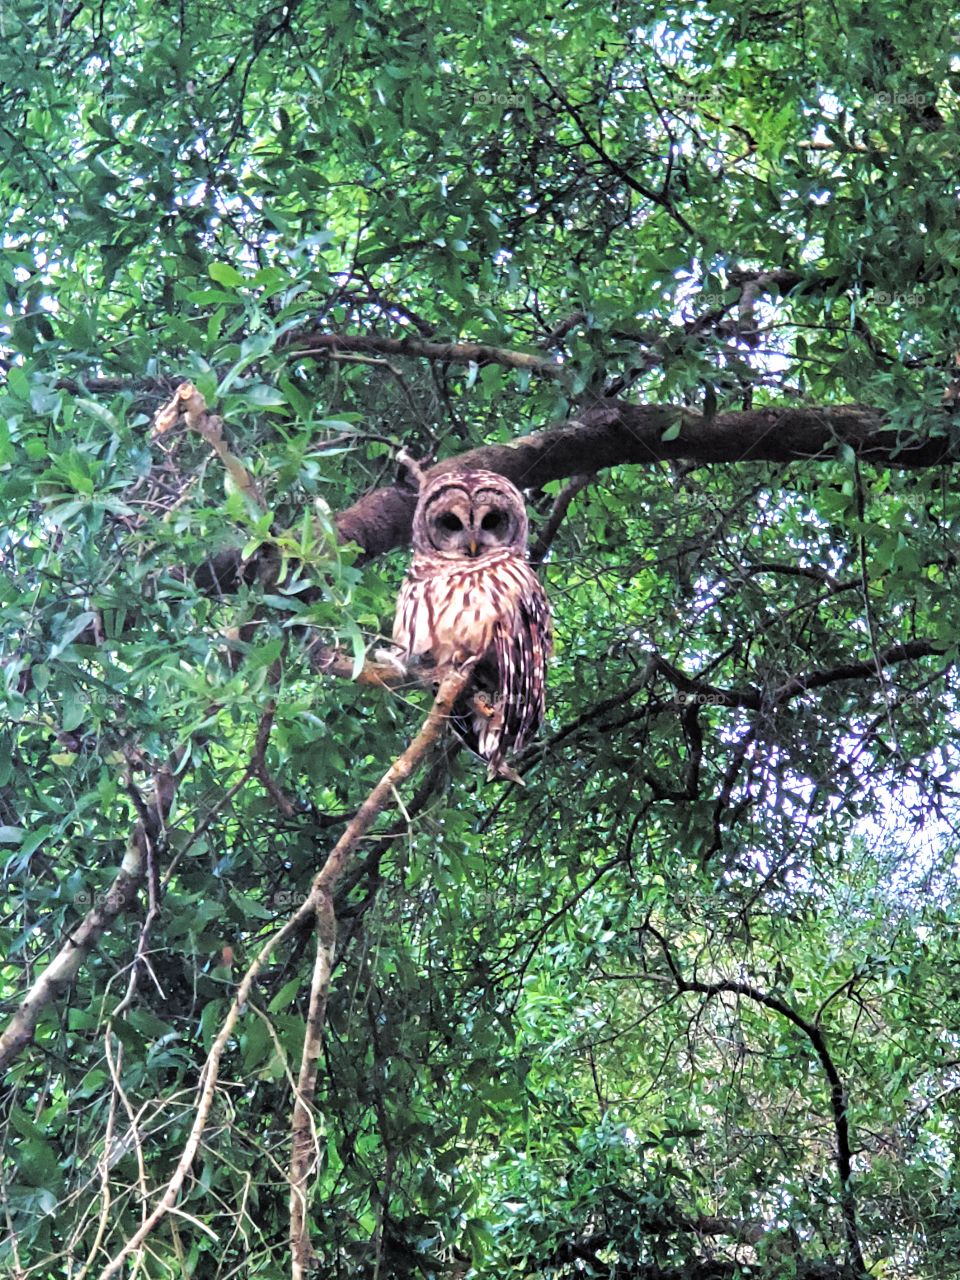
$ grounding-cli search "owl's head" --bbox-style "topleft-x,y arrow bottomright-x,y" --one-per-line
411,469 -> 529,559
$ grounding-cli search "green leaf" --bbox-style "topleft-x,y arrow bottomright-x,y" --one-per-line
661,419 -> 682,441
209,262 -> 245,288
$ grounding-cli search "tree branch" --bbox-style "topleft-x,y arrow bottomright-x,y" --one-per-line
529,473 -> 593,565
333,402 -> 959,560
284,330 -> 565,378
0,760 -> 177,1072
94,669 -> 470,1280
287,667 -> 469,1277
643,926 -> 867,1277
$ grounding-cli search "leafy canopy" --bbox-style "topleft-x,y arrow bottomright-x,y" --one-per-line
2,0 -> 960,1277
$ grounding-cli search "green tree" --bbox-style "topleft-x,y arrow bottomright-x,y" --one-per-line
3,1 -> 960,1277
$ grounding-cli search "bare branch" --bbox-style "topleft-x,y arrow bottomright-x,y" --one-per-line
284,330 -> 565,378
643,926 -> 867,1277
153,382 -> 266,510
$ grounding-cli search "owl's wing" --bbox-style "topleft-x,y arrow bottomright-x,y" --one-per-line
392,574 -> 421,659
395,556 -> 551,780
494,565 -> 552,756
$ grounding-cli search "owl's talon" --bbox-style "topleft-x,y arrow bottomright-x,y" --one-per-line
407,652 -> 442,685
486,760 -> 526,786
471,691 -> 497,720
373,647 -> 409,677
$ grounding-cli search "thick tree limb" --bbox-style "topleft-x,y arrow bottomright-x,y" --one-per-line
334,402 -> 959,559
143,391 -> 959,580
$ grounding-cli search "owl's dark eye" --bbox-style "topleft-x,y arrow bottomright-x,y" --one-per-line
481,511 -> 503,531
438,513 -> 463,532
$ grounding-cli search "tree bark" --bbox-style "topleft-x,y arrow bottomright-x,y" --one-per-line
335,401 -> 957,559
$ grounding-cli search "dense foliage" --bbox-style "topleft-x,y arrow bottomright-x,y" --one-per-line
3,0 -> 960,1276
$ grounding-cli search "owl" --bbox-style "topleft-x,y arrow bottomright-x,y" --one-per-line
393,469 -> 552,783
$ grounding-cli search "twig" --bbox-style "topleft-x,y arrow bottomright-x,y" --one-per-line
71,1052 -> 117,1280
112,778 -> 163,1017
104,1032 -> 148,1226
152,382 -> 265,510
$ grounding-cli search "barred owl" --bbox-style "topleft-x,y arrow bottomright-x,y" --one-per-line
393,470 -> 552,783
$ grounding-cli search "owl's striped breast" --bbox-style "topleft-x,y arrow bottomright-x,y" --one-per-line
393,550 -> 528,666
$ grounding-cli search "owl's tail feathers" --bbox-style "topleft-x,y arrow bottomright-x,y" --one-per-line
486,759 -> 526,786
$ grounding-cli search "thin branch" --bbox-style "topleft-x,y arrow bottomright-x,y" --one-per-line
528,58 -> 697,236
0,769 -> 169,1071
284,330 -> 565,378
650,642 -> 946,713
288,668 -> 469,1276
643,925 -> 867,1277
529,473 -> 592,564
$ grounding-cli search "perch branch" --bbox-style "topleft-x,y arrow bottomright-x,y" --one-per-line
288,667 -> 469,1276
94,669 -> 469,1280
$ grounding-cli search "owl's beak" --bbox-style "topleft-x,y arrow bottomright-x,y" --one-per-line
468,539 -> 478,556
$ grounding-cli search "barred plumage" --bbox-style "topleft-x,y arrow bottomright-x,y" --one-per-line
393,471 -> 552,782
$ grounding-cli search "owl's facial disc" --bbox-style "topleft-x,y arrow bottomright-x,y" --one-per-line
418,473 -> 528,557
